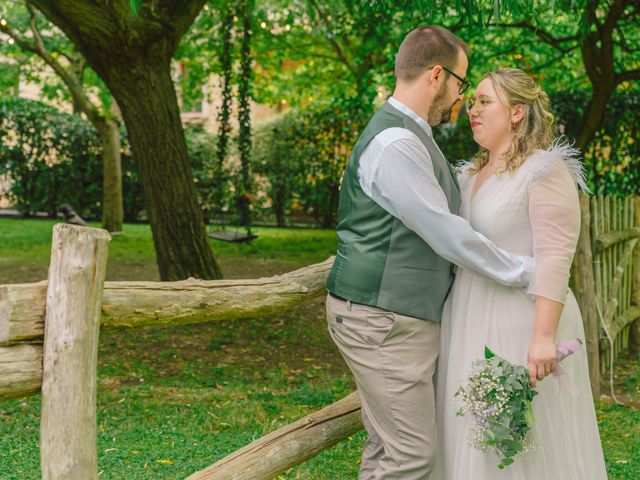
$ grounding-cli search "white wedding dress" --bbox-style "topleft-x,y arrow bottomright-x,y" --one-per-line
432,143 -> 608,480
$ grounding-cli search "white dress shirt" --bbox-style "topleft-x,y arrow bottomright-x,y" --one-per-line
356,97 -> 534,288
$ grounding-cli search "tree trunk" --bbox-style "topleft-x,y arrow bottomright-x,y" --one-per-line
29,0 -> 219,281
576,82 -> 615,150
97,118 -> 123,233
575,5 -> 618,151
107,59 -> 221,280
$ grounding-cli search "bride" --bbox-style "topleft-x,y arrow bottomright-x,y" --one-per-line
433,68 -> 608,479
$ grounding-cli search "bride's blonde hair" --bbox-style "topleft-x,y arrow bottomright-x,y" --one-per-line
471,68 -> 555,174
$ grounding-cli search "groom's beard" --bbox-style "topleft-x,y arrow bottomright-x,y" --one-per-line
429,87 -> 456,125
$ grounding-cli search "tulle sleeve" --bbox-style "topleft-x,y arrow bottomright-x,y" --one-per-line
526,156 -> 583,303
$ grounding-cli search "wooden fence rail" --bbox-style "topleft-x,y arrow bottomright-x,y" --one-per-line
0,256 -> 334,401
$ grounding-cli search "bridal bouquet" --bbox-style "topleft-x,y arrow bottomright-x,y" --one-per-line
455,339 -> 583,469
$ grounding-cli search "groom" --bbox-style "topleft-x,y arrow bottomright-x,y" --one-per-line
326,26 -> 535,479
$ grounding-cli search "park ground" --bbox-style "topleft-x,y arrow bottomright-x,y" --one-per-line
0,218 -> 638,479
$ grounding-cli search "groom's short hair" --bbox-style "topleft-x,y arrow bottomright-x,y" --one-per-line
395,26 -> 469,83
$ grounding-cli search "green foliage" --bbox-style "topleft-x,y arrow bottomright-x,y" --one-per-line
553,90 -> 640,195
130,0 -> 141,16
0,98 -> 98,218
212,1 -> 235,222
184,123 -> 237,225
0,2 -> 118,117
253,98 -> 372,227
456,347 -> 539,469
0,98 -> 144,221
236,0 -> 256,230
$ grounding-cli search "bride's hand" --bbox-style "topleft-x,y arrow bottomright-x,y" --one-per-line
527,336 -> 557,388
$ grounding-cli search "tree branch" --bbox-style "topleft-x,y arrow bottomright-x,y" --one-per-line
487,22 -> 579,53
48,46 -> 74,63
307,0 -> 357,77
615,68 -> 640,84
27,0 -> 106,50
528,47 -> 581,73
585,0 -> 603,36
28,0 -> 204,57
268,33 -> 343,63
0,18 -> 40,57
2,3 -> 106,128
602,0 -> 633,37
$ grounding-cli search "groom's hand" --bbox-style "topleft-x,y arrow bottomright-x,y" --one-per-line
527,335 -> 557,388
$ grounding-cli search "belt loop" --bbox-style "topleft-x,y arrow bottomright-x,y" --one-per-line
346,299 -> 352,310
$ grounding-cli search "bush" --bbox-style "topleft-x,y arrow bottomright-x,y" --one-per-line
0,98 -> 98,217
2,90 -> 636,229
253,99 -> 372,227
0,98 -> 144,221
184,123 -> 222,224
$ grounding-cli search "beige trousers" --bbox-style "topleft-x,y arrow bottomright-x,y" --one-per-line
326,294 -> 440,480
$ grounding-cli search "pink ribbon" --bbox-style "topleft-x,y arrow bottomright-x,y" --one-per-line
552,338 -> 584,395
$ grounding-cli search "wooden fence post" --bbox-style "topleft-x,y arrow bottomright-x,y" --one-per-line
629,197 -> 640,354
573,194 -> 600,399
40,224 -> 110,480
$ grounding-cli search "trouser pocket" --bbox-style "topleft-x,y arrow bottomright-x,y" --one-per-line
362,311 -> 396,347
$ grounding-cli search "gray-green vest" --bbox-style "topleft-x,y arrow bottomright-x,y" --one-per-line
326,102 -> 462,321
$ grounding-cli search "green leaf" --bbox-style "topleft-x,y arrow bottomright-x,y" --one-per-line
130,0 -> 141,16
502,456 -> 515,466
484,346 -> 495,359
525,401 -> 535,427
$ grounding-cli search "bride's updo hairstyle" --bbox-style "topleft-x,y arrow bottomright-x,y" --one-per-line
471,68 -> 555,174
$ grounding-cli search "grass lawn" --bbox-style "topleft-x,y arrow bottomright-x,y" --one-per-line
1,218 -> 639,479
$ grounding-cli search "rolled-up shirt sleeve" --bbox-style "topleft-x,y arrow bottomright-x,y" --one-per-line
526,158 -> 580,303
359,129 -> 534,288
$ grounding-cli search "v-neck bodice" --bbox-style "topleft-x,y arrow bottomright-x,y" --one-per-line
458,162 -> 534,257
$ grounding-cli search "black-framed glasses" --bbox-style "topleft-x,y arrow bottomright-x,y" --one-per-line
441,66 -> 471,95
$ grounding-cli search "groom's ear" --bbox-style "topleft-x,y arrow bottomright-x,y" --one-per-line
511,104 -> 525,125
427,65 -> 443,88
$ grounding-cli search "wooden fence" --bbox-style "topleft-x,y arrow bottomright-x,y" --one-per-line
1,194 -> 640,478
0,224 -> 341,479
572,196 -> 640,397
592,196 -> 640,369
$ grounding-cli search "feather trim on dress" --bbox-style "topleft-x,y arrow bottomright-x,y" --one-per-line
529,137 -> 590,193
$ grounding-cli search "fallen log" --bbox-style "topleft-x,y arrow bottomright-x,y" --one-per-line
0,257 -> 334,345
186,391 -> 363,480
